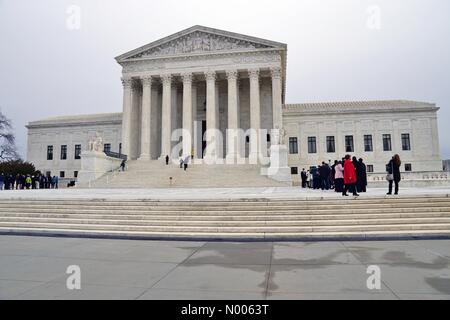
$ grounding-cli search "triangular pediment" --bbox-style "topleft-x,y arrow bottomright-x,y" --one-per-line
116,25 -> 286,62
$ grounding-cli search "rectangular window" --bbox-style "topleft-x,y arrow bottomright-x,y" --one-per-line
289,137 -> 298,154
74,145 -> 82,160
345,136 -> 354,153
103,143 -> 111,153
60,171 -> 65,178
47,146 -> 53,160
60,145 -> 67,160
74,171 -> 79,178
364,135 -> 373,152
383,134 -> 392,151
367,165 -> 374,173
290,167 -> 298,175
402,134 -> 411,151
326,136 -> 335,153
308,137 -> 317,154
405,163 -> 412,172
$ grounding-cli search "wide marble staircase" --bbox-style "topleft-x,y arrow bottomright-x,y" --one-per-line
0,196 -> 449,240
79,160 -> 288,188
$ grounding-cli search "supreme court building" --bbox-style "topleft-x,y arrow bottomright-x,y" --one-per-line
26,26 -> 444,185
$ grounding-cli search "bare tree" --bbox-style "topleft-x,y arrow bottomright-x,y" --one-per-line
0,111 -> 19,161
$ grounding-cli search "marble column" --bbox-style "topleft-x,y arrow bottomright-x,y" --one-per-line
160,74 -> 172,159
271,67 -> 283,132
182,73 -> 193,158
205,71 -> 218,160
191,82 -> 201,160
249,68 -> 261,163
130,82 -> 142,160
139,76 -> 153,160
226,70 -> 240,162
121,77 -> 133,158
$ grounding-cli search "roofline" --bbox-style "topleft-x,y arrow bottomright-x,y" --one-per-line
115,25 -> 287,62
286,99 -> 436,106
26,113 -> 123,129
283,100 -> 439,115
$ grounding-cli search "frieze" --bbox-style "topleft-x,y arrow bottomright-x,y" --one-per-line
122,51 -> 281,74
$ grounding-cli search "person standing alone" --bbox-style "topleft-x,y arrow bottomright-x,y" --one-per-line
386,154 -> 402,195
300,169 -> 308,188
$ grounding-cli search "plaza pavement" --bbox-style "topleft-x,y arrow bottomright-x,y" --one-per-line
0,186 -> 449,201
1,235 -> 450,300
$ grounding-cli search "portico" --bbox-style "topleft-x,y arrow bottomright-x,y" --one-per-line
116,25 -> 287,164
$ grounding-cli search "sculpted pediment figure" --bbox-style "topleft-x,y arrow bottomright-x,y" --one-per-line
115,26 -> 287,63
127,31 -> 272,59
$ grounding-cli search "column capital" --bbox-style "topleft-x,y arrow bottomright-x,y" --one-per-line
270,67 -> 282,80
248,68 -> 260,80
205,71 -> 216,82
182,73 -> 193,84
161,74 -> 172,85
141,76 -> 153,87
121,77 -> 133,89
226,70 -> 239,81
131,80 -> 141,90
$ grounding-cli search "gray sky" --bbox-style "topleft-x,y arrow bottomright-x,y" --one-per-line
1,0 -> 449,159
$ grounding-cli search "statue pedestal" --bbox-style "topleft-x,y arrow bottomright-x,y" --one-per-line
265,145 -> 292,183
77,151 -> 123,185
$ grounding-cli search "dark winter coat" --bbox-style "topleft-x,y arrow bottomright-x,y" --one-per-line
387,159 -> 401,183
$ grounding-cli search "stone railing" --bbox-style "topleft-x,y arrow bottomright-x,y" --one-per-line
368,171 -> 450,187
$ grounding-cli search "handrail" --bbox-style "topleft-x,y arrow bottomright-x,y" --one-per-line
104,151 -> 127,161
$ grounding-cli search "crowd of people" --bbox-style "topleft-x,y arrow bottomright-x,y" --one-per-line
0,173 -> 59,190
300,154 -> 402,196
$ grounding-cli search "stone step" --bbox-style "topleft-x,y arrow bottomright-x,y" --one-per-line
1,194 -> 449,240
1,216 -> 450,227
83,161 -> 289,188
1,211 -> 449,221
0,221 -> 449,233
1,196 -> 448,206
1,199 -> 450,209
1,227 -> 449,240
2,206 -> 449,216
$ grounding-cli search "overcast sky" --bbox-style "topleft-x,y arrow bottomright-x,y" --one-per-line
0,0 -> 449,159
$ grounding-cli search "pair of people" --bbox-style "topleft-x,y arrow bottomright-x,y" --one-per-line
340,156 -> 368,196
342,155 -> 359,197
179,156 -> 190,171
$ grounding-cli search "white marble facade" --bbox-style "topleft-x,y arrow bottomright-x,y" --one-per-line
26,26 -> 443,180
117,26 -> 286,163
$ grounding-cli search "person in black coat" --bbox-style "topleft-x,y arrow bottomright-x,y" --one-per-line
319,162 -> 331,190
357,158 -> 367,193
387,154 -> 402,195
300,169 -> 308,188
352,157 -> 362,193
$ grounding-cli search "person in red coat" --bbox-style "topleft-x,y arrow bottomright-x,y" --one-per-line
343,154 -> 359,197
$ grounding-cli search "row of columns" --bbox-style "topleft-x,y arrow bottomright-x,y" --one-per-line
121,67 -> 283,162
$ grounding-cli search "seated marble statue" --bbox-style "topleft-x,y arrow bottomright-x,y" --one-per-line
89,134 -> 103,152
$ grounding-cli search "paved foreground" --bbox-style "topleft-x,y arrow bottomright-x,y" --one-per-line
0,236 -> 449,300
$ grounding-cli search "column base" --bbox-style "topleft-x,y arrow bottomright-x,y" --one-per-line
248,153 -> 261,165
138,155 -> 151,161
225,154 -> 247,165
